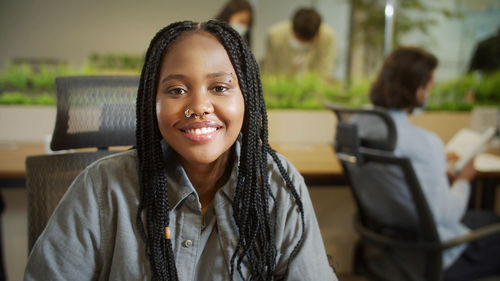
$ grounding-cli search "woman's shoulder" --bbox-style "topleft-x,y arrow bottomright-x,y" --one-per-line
266,149 -> 307,196
81,149 -> 138,186
395,119 -> 445,159
86,149 -> 136,170
267,150 -> 300,176
391,112 -> 444,147
408,123 -> 444,148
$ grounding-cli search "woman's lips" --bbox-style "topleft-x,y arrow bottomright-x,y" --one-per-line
180,121 -> 222,143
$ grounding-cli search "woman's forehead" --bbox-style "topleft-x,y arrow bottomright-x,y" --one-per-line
160,31 -> 235,74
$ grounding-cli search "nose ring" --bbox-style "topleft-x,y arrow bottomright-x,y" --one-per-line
184,108 -> 205,119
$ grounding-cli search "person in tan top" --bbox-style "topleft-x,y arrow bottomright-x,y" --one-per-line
261,8 -> 336,80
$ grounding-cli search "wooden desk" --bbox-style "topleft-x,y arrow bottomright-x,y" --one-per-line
1,141 -> 498,189
0,141 -> 345,187
0,142 -> 45,186
271,142 -> 345,186
0,142 -> 130,187
473,148 -> 500,209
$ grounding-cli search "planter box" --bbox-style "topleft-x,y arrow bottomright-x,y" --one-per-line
0,105 -> 56,142
267,109 -> 472,145
267,109 -> 336,144
0,105 -> 473,145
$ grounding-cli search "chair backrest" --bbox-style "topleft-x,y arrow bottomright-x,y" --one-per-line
325,103 -> 442,281
51,75 -> 139,150
26,75 -> 138,251
25,151 -> 119,251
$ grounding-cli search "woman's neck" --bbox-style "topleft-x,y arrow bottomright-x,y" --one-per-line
180,149 -> 234,213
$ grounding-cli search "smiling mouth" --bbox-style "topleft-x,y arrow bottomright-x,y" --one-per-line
180,125 -> 222,142
182,127 -> 219,135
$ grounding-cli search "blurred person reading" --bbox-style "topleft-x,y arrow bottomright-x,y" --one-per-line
261,7 -> 336,80
362,46 -> 500,281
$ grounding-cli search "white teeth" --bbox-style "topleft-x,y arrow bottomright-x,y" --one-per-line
185,127 -> 217,135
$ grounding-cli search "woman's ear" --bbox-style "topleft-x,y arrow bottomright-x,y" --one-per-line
416,86 -> 427,105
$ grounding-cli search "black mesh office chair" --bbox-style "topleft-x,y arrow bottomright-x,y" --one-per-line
51,75 -> 138,150
25,75 -> 139,251
325,103 -> 500,281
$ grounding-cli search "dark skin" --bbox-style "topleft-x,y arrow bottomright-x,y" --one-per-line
446,152 -> 477,184
155,32 -> 245,215
181,148 -> 233,214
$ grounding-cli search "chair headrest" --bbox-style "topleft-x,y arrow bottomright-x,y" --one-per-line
324,103 -> 397,152
51,75 -> 139,150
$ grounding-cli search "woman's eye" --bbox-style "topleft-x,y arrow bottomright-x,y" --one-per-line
167,88 -> 187,95
212,85 -> 228,93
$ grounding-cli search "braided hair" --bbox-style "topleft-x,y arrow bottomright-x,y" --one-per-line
135,20 -> 306,281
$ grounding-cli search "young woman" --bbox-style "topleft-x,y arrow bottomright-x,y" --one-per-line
24,21 -> 336,281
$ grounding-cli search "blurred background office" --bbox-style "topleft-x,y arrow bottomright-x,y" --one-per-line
1,0 -> 499,280
1,0 -> 500,81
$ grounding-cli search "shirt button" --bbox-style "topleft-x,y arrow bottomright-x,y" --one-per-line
188,194 -> 196,202
183,240 -> 193,248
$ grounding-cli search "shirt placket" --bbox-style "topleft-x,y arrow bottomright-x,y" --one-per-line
175,193 -> 202,281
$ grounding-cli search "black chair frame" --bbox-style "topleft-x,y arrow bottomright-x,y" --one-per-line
325,103 -> 500,281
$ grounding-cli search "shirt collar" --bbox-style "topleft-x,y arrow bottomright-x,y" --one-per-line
387,109 -> 410,124
161,139 -> 241,211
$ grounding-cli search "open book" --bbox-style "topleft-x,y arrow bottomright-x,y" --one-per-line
445,127 -> 496,173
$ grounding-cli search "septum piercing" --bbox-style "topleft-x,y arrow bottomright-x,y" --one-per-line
184,108 -> 205,119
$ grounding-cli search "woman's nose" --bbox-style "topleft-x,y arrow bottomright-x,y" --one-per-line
188,90 -> 214,117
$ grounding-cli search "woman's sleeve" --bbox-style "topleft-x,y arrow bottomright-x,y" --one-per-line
420,134 -> 471,225
273,158 -> 338,281
24,169 -> 103,281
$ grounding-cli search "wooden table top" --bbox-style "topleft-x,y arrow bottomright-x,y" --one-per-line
0,141 -> 498,181
0,142 -> 131,180
0,141 -> 344,181
270,142 -> 343,177
0,142 -> 45,179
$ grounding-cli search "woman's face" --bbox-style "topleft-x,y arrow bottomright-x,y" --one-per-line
156,31 -> 245,166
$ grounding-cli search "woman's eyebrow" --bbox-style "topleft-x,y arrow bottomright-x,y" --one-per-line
207,72 -> 234,79
160,74 -> 186,84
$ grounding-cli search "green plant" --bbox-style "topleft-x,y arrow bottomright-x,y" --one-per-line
262,73 -> 333,109
0,62 -> 80,105
0,63 -> 79,92
0,64 -> 31,91
87,52 -> 143,72
427,71 -> 500,111
261,73 -> 373,109
0,91 -> 56,105
474,71 -> 500,105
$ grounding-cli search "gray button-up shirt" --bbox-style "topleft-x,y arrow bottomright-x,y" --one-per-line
24,142 -> 337,280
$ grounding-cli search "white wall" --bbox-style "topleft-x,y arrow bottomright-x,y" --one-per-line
1,0 -> 498,82
0,0 -> 226,66
0,0 -> 351,80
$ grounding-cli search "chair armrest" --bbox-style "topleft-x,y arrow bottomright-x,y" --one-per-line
441,223 -> 500,249
355,219 -> 500,251
354,217 -> 442,250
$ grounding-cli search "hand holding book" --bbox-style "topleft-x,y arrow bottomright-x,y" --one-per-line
445,127 -> 496,175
